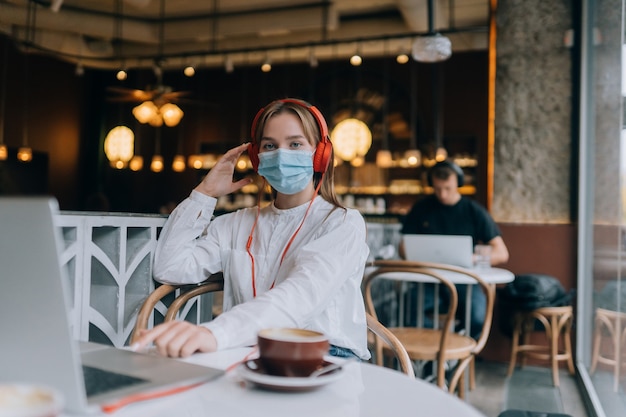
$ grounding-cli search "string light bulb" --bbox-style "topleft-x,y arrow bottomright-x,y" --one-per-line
183,65 -> 195,77
172,154 -> 186,172
261,57 -> 272,72
129,155 -> 143,171
396,53 -> 409,64
17,147 -> 33,162
150,155 -> 164,172
350,53 -> 362,66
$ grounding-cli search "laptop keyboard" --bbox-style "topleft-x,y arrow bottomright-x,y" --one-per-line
83,365 -> 148,397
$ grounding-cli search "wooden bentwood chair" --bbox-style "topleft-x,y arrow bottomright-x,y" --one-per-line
131,274 -> 415,379
507,305 -> 575,387
363,260 -> 496,399
589,307 -> 626,392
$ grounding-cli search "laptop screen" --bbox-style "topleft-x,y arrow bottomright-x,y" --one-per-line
402,234 -> 474,268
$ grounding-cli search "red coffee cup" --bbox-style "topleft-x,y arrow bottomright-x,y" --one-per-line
257,328 -> 329,377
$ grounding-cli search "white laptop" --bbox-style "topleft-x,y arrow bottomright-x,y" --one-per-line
402,234 -> 474,268
0,197 -> 223,414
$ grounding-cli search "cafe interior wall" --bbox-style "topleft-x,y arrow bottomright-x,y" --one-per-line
477,0 -> 581,363
1,4 -> 619,395
0,33 -> 489,213
0,39 -> 82,208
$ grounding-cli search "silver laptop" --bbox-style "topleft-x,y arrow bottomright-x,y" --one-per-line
0,197 -> 223,414
402,234 -> 474,268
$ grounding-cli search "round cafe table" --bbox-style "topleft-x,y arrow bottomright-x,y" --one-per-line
369,266 -> 515,330
80,348 -> 486,417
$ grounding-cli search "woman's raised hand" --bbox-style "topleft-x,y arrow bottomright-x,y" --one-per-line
194,143 -> 254,198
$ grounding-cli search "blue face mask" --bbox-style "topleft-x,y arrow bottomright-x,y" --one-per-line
257,148 -> 314,195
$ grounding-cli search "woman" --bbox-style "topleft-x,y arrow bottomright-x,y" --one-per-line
132,98 -> 370,360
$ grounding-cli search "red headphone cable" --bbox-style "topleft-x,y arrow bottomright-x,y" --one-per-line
246,177 -> 324,297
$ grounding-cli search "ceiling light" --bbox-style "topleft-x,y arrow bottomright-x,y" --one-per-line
224,56 -> 234,73
129,155 -> 143,171
396,53 -> 409,64
350,53 -> 362,66
172,155 -> 186,172
405,149 -> 422,167
188,155 -> 204,169
116,69 -> 127,81
261,57 -> 272,73
104,125 -> 134,166
150,155 -> 164,172
376,150 -> 393,168
350,155 -> 365,167
17,147 -> 32,163
160,103 -> 184,127
331,118 -> 372,161
0,145 -> 7,161
183,65 -> 195,77
412,34 -> 452,63
308,48 -> 318,68
236,155 -> 252,172
133,101 -> 183,127
133,101 -> 159,124
435,146 -> 448,162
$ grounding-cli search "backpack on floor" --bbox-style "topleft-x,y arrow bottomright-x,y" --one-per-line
498,273 -> 573,337
501,273 -> 572,311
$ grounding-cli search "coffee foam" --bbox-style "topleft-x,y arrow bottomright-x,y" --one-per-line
258,328 -> 327,343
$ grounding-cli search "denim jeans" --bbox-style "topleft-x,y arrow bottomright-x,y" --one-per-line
405,283 -> 486,339
328,344 -> 360,359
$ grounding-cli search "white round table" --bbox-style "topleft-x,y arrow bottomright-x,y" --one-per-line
78,348 -> 486,417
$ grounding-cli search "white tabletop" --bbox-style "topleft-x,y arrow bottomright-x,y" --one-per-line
374,266 -> 515,285
66,348 -> 486,417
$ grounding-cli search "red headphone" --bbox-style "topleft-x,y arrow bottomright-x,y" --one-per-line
247,98 -> 333,174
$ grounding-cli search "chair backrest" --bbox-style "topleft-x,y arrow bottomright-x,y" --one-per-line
407,260 -> 496,356
366,312 -> 415,378
362,260 -> 459,367
363,259 -> 496,388
130,275 -> 225,345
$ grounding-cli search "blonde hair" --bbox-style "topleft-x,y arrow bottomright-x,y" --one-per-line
251,99 -> 343,208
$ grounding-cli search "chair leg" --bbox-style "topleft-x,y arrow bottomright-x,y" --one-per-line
457,369 -> 466,400
548,314 -> 560,387
469,356 -> 476,391
564,322 -> 575,375
520,318 -> 532,368
507,314 -> 522,377
589,322 -> 602,374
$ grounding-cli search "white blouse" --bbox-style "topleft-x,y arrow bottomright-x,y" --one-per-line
153,190 -> 371,359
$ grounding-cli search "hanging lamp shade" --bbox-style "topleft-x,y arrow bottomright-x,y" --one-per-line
17,147 -> 32,162
405,149 -> 422,167
150,155 -> 164,172
171,154 -> 186,172
412,34 -> 452,63
376,150 -> 393,168
129,155 -> 143,171
330,118 -> 372,161
160,103 -> 184,127
133,101 -> 159,124
104,125 -> 134,164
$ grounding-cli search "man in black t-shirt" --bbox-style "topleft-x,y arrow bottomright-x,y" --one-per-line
399,160 -> 509,338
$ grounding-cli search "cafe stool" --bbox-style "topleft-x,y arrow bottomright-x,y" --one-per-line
589,307 -> 626,392
507,306 -> 575,387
